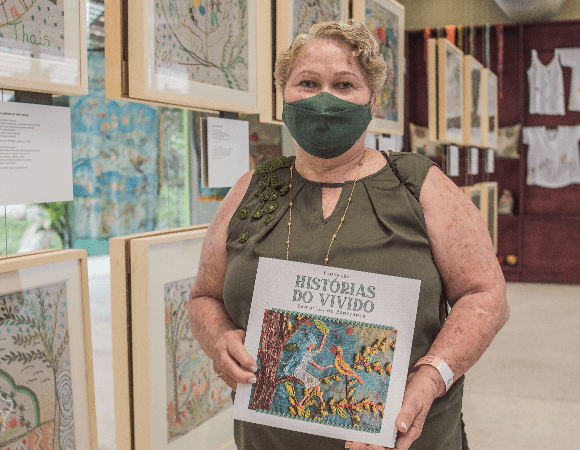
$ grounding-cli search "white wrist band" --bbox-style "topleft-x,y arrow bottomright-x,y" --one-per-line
412,356 -> 454,392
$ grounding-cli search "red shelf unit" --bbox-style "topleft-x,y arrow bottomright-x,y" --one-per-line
406,22 -> 580,284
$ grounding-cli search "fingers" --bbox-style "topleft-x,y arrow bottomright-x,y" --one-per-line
214,329 -> 258,386
391,369 -> 440,450
215,367 -> 238,392
344,441 -> 390,450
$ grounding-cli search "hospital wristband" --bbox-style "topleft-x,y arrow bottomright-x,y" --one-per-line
411,356 -> 454,392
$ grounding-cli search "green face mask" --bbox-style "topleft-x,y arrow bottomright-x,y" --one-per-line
282,92 -> 373,159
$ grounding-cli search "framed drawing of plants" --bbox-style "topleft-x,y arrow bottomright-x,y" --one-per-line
110,225 -> 234,450
106,0 -> 258,112
463,55 -> 484,147
482,69 -> 499,149
438,38 -> 464,145
0,0 -> 87,95
274,0 -> 349,121
353,0 -> 405,135
0,249 -> 98,449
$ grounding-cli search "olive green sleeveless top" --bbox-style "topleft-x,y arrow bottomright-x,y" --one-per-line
224,152 -> 464,450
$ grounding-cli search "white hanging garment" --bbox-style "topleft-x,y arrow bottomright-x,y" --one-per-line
523,126 -> 580,188
558,47 -> 580,111
527,49 -> 565,115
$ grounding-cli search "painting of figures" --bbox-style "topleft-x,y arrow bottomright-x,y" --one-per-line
249,309 -> 397,433
164,277 -> 231,443
0,281 -> 75,450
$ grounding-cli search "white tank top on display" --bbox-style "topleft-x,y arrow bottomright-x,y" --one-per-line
527,49 -> 565,115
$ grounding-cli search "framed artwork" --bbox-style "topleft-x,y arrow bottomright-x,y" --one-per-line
482,69 -> 499,149
110,226 -> 234,450
0,0 -> 87,95
274,0 -> 349,121
463,55 -> 484,146
427,38 -> 438,142
462,184 -> 482,212
106,0 -> 258,113
438,38 -> 464,145
353,0 -> 405,135
476,181 -> 499,253
0,250 -> 98,449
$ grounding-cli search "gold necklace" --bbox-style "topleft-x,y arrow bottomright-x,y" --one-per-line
286,148 -> 367,266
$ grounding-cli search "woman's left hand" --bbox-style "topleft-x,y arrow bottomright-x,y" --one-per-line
345,365 -> 444,450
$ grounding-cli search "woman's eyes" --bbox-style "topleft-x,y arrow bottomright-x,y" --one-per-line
336,81 -> 355,90
298,80 -> 356,90
298,80 -> 317,89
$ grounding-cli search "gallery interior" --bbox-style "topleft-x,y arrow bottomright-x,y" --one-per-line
0,0 -> 578,449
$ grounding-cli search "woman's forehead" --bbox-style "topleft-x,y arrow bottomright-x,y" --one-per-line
291,39 -> 360,74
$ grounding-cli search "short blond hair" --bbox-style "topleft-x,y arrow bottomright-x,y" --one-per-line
274,19 -> 387,97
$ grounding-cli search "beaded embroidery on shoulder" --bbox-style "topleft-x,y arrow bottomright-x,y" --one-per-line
236,157 -> 292,243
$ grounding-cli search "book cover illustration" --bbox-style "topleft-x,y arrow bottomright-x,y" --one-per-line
249,309 -> 397,433
234,258 -> 421,447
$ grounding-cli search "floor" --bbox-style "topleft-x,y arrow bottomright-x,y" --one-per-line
87,255 -> 579,449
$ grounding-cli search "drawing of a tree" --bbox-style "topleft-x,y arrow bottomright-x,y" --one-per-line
250,310 -> 396,431
0,284 -> 70,450
156,0 -> 249,90
165,285 -> 191,425
250,310 -> 312,411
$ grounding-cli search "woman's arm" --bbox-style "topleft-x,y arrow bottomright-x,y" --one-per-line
187,170 -> 258,391
347,166 -> 510,450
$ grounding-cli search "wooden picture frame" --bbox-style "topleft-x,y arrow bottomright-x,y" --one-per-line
481,69 -> 499,149
463,55 -> 484,147
353,0 -> 405,135
274,0 -> 349,122
427,38 -> 438,142
0,250 -> 98,449
476,181 -> 499,253
462,184 -> 482,212
438,38 -> 464,145
106,0 -> 258,113
0,0 -> 87,95
110,226 -> 234,450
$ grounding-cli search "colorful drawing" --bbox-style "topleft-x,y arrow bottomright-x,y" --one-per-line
446,47 -> 462,133
0,281 -> 75,450
0,0 -> 65,61
70,52 -> 159,240
165,278 -> 231,443
365,0 -> 401,124
154,0 -> 249,91
249,309 -> 396,433
293,0 -> 343,35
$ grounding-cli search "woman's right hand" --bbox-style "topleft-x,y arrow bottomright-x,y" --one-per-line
211,328 -> 258,391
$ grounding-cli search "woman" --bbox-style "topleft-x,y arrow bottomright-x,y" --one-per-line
188,20 -> 509,450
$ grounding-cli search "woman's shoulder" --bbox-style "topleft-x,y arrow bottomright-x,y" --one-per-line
385,151 -> 438,199
388,151 -> 436,171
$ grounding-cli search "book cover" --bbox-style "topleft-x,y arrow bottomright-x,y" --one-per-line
233,258 -> 421,447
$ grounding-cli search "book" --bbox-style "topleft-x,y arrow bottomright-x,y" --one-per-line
233,257 -> 421,447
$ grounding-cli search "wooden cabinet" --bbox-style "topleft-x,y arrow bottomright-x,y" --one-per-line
406,22 -> 580,284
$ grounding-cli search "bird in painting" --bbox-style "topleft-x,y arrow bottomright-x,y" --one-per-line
333,346 -> 363,385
